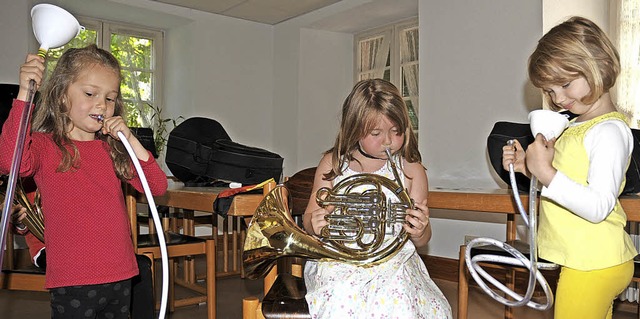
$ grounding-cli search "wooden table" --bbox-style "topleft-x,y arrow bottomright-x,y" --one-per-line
138,185 -> 264,216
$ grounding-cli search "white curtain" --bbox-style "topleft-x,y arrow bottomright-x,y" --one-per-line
400,27 -> 419,120
613,0 -> 640,128
615,1 -> 640,303
359,35 -> 390,80
613,1 -> 640,301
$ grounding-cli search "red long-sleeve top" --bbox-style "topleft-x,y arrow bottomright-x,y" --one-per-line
0,100 -> 168,288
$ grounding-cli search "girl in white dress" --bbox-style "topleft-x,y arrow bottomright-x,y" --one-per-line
302,78 -> 452,319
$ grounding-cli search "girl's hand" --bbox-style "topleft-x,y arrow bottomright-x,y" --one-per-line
101,115 -> 150,161
17,54 -> 45,101
525,133 -> 557,186
404,200 -> 431,243
10,204 -> 27,226
101,115 -> 130,140
502,139 -> 528,176
309,207 -> 329,236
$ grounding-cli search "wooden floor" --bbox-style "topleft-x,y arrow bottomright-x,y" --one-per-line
1,255 -> 639,319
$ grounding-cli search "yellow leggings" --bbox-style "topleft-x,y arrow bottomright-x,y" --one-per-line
554,260 -> 634,319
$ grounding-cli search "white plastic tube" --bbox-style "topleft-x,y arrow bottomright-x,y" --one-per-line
118,131 -> 169,319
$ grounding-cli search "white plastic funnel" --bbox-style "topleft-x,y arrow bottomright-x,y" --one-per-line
529,109 -> 569,140
31,4 -> 83,51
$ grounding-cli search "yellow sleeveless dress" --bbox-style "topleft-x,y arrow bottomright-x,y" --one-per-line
538,112 -> 637,270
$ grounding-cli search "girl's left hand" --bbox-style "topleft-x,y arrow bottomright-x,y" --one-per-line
404,200 -> 430,239
101,116 -> 131,141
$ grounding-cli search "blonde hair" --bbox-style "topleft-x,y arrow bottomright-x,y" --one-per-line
528,16 -> 620,109
33,44 -> 133,179
324,78 -> 421,180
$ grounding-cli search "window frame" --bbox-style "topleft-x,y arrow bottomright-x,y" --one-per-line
75,16 -> 165,128
354,17 -> 419,131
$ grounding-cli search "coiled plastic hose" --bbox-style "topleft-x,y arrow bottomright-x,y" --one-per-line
464,141 -> 555,310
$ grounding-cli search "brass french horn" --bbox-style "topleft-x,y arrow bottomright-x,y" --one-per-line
0,176 -> 45,243
243,149 -> 413,280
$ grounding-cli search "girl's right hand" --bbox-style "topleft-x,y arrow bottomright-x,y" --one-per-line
10,204 -> 27,225
17,54 -> 45,101
502,139 -> 529,176
308,207 -> 329,236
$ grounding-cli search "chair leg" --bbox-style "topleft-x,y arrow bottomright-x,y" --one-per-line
243,296 -> 260,319
292,263 -> 303,278
206,239 -> 216,319
505,269 -> 515,319
223,218 -> 229,273
458,245 -> 469,319
5,230 -> 15,270
264,265 -> 278,296
240,227 -> 246,279
183,209 -> 196,284
169,258 -> 176,313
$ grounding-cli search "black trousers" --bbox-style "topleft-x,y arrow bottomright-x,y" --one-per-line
43,252 -> 155,319
132,254 -> 155,319
50,279 -> 132,319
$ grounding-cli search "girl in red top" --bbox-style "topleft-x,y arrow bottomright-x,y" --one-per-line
0,44 -> 167,319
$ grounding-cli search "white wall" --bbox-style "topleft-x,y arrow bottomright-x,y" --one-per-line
0,1 -> 31,83
419,0 -> 543,257
544,0 -> 609,33
296,28 -> 353,169
271,0 -> 373,175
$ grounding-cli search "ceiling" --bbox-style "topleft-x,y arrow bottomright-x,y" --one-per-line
150,0 -> 343,25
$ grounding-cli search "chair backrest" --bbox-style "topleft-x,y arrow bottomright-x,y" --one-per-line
283,167 -> 316,217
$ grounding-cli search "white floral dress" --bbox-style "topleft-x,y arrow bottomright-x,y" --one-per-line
304,158 -> 452,319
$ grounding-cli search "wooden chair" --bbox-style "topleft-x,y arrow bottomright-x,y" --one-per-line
125,184 -> 217,318
1,179 -> 46,292
0,229 -> 46,291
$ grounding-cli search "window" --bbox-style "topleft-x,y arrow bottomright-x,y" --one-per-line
44,17 -> 164,129
355,18 -> 419,131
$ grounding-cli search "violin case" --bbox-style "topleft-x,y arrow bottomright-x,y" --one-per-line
165,117 -> 283,186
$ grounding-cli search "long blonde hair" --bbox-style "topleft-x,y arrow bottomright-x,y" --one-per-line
324,78 -> 421,180
528,16 -> 620,109
32,44 -> 133,179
